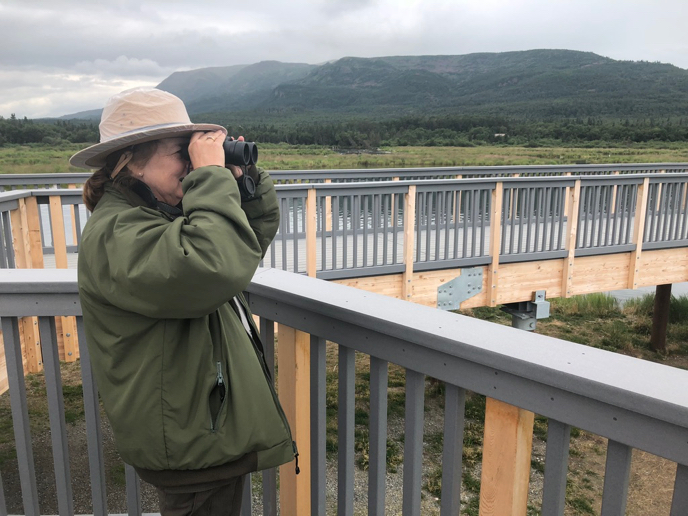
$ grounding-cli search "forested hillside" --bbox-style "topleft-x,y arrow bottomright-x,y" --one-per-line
4,49 -> 688,148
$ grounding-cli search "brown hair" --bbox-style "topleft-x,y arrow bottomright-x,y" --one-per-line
82,140 -> 160,212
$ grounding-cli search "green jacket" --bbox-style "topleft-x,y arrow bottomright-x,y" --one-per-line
77,165 -> 295,474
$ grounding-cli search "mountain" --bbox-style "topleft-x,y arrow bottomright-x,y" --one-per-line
60,50 -> 688,121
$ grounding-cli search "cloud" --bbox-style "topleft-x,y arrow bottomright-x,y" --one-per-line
1,0 -> 687,118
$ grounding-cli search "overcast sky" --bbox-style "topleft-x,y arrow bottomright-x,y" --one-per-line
2,0 -> 688,119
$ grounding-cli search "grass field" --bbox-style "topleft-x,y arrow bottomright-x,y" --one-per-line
2,141 -> 688,174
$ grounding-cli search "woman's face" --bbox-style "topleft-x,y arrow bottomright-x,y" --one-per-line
132,138 -> 190,206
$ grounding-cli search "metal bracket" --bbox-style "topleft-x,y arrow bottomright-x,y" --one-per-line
437,268 -> 483,310
500,290 -> 550,331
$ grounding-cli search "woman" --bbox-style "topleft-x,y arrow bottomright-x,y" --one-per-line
72,87 -> 295,516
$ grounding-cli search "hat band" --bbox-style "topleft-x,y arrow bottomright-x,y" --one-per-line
101,122 -> 194,143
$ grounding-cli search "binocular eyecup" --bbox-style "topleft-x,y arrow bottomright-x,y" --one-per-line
223,138 -> 258,167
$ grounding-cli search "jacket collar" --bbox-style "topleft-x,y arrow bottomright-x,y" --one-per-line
110,178 -> 184,219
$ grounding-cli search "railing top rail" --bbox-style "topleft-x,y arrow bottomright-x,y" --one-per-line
245,268 -> 688,430
2,162 -> 688,186
4,269 -> 687,433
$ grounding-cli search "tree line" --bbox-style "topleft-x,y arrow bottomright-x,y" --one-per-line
3,113 -> 688,148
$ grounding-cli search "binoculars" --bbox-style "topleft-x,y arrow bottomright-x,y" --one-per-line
180,137 -> 258,167
223,138 -> 258,167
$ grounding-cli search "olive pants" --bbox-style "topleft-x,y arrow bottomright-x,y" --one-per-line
156,475 -> 245,516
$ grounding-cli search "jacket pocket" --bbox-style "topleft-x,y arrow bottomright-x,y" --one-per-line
209,361 -> 227,432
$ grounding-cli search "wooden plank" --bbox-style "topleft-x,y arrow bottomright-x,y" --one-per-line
562,180 -> 581,298
638,248 -> 688,286
570,254 -> 630,295
306,188 -> 317,278
488,183 -> 504,307
9,199 -> 43,374
479,398 -> 534,516
495,261 -> 564,305
402,185 -> 416,301
277,325 -> 311,516
333,274 -> 402,299
628,178 -> 650,289
49,195 -> 79,362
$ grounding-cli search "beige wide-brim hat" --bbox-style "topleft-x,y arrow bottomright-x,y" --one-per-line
69,87 -> 227,169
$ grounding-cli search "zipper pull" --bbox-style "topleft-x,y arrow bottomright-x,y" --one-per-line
216,362 -> 226,400
293,441 -> 300,475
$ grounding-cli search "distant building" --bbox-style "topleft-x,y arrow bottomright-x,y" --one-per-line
494,133 -> 506,138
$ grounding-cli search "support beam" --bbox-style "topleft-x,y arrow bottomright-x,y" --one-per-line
9,198 -> 43,373
49,195 -> 79,362
650,283 -> 672,352
277,325 -> 311,516
562,180 -> 581,298
628,177 -> 650,289
479,398 -> 534,516
402,185 -> 416,301
488,183 -> 504,307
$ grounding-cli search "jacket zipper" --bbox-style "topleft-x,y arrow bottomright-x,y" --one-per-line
210,361 -> 226,432
237,296 -> 299,473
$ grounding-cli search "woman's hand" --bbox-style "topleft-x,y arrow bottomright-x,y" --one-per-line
188,130 -> 226,169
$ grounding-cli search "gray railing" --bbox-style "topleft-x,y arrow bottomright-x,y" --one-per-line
1,162 -> 688,191
1,172 -> 688,280
1,268 -> 687,515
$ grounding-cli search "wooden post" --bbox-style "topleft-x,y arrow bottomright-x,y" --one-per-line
628,178 -> 650,289
562,180 -> 581,298
9,198 -> 44,373
650,284 -> 672,352
49,195 -> 79,362
479,398 -> 534,516
306,188 -> 317,278
488,182 -> 503,307
402,185 -> 416,301
277,325 -> 311,516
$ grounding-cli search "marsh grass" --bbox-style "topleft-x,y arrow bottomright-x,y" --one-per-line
4,142 -> 688,175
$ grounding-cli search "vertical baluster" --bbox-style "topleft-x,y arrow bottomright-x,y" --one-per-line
509,188 -> 518,254
541,419 -> 571,516
443,191 -> 451,260
600,440 -> 632,516
125,464 -> 142,516
440,384 -> 466,516
368,357 -> 389,516
471,189 -> 479,258
611,185 -> 623,246
392,192 -> 399,264
338,346 -> 355,516
627,185 -> 639,245
280,198 -> 288,270
0,470 -> 7,516
533,187 -> 543,253
434,192 -> 442,262
669,182 -> 681,241
292,198 -> 299,273
38,316 -> 74,516
310,336 -> 327,516
319,196 -> 327,272
604,185 -> 614,246
647,183 -> 659,243
523,187 -> 534,253
463,189 -> 470,258
416,191 -> 423,263
373,194 -> 380,266
353,195 -> 360,269
1,317 -> 40,516
576,186 -> 587,249
500,188 -> 509,258
478,189 -> 487,257
402,369 -> 425,516
0,214 -> 8,268
557,187 -> 566,250
453,190 -> 461,259
682,185 -> 688,240
671,464 -> 688,516
241,476 -> 252,516
76,317 -> 108,516
426,192 -> 433,261
259,318 -> 277,516
332,196 -> 339,270
541,187 -> 551,252
342,196 -> 349,269
383,194 -> 389,265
